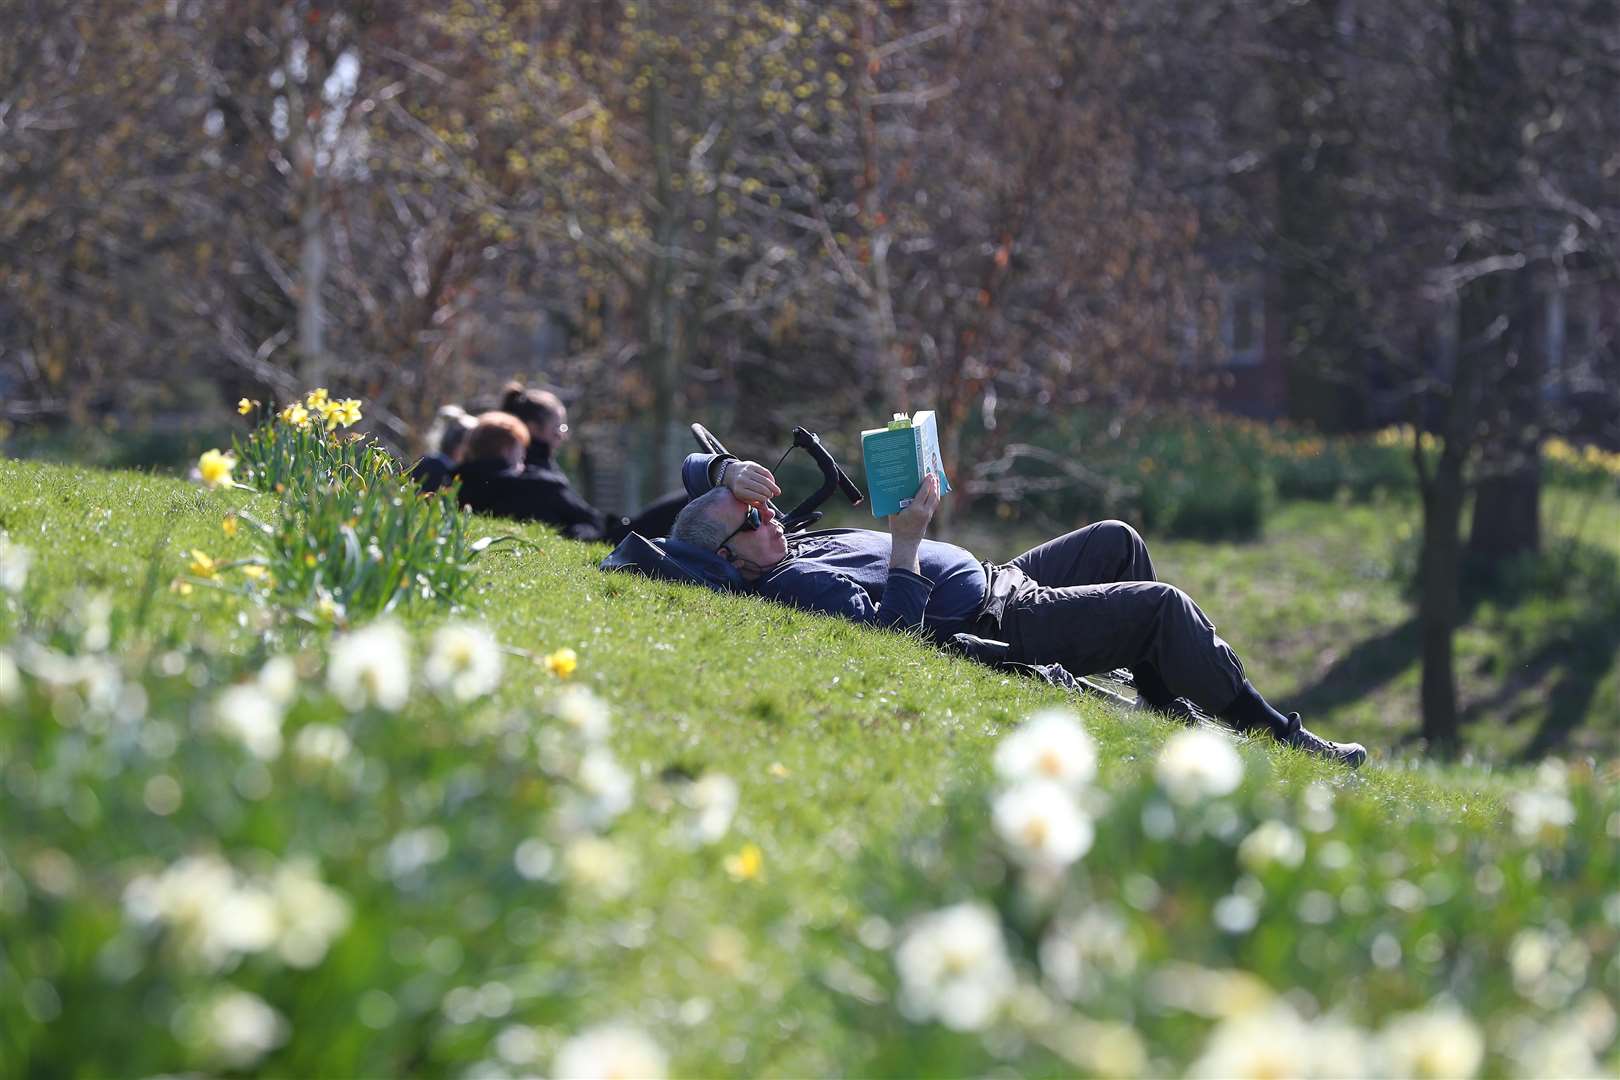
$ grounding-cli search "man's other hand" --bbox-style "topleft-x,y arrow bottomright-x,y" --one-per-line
724,460 -> 781,505
890,472 -> 940,547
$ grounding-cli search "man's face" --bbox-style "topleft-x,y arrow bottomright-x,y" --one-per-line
719,495 -> 787,574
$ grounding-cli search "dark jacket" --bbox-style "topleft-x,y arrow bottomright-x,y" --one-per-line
452,456 -> 607,540
680,452 -> 987,639
410,453 -> 456,494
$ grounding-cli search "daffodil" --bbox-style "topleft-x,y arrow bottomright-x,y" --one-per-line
331,398 -> 362,428
222,515 -> 239,538
279,403 -> 310,428
197,449 -> 237,489
723,843 -> 763,882
305,387 -> 330,410
236,398 -> 259,416
544,647 -> 579,679
188,550 -> 218,578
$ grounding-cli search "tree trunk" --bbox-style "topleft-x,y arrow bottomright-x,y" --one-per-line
1418,450 -> 1466,752
1265,0 -> 1365,432
1469,458 -> 1541,561
1415,0 -> 1526,752
1468,259 -> 1542,561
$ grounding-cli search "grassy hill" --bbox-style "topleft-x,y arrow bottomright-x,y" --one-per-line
2,457 -> 1616,1077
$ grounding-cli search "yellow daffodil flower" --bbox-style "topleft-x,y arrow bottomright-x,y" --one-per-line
222,515 -> 239,538
236,397 -> 259,415
280,403 -> 311,428
305,387 -> 330,409
544,647 -> 579,679
188,550 -> 217,578
332,398 -> 363,428
197,448 -> 237,489
723,843 -> 764,882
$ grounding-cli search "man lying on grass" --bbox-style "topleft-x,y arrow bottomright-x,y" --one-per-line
671,453 -> 1368,768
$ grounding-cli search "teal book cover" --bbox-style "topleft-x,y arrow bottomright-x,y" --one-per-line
860,411 -> 952,518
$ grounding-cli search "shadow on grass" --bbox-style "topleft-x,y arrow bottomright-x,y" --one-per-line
1284,540 -> 1620,760
1283,616 -> 1421,720
1460,599 -> 1620,762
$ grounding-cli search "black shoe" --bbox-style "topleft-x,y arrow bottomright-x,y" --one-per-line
1282,714 -> 1367,769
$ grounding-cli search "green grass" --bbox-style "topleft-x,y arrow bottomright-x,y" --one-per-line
3,458 -> 1617,1077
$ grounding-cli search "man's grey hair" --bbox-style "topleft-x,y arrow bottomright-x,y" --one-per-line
670,488 -> 737,551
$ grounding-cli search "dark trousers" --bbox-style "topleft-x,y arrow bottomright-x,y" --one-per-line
994,520 -> 1249,714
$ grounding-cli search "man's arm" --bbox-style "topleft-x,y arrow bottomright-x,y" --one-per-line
887,473 -> 940,576
680,453 -> 782,503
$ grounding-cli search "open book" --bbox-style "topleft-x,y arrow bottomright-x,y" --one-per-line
860,411 -> 952,518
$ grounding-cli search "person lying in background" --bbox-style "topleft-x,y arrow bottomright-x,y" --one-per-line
410,404 -> 477,494
668,455 -> 1368,768
447,411 -> 571,529
498,381 -> 687,543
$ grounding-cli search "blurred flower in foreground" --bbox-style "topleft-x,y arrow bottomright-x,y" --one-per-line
553,685 -> 611,742
214,683 -> 285,760
267,858 -> 352,968
679,773 -> 739,846
197,448 -> 237,489
1375,1004 -> 1484,1079
895,902 -> 1015,1031
545,647 -> 579,679
179,988 -> 287,1069
723,843 -> 764,882
124,854 -> 275,971
328,621 -> 411,712
570,748 -> 635,828
424,622 -> 502,701
992,779 -> 1094,871
1154,728 -> 1244,804
1188,1001 -> 1315,1079
222,515 -> 239,538
124,853 -> 351,973
0,533 -> 30,592
291,723 -> 353,770
258,655 -> 299,705
1509,787 -> 1576,840
564,837 -> 635,901
237,398 -> 257,415
553,1023 -> 667,1080
994,708 -> 1098,792
1238,820 -> 1307,872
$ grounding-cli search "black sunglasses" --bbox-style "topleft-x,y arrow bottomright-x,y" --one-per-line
717,504 -> 762,554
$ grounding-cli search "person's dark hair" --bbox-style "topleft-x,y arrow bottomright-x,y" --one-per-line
499,381 -> 565,428
463,411 -> 530,464
669,488 -> 736,552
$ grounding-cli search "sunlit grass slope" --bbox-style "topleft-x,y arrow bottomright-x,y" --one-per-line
4,458 -> 1615,1078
